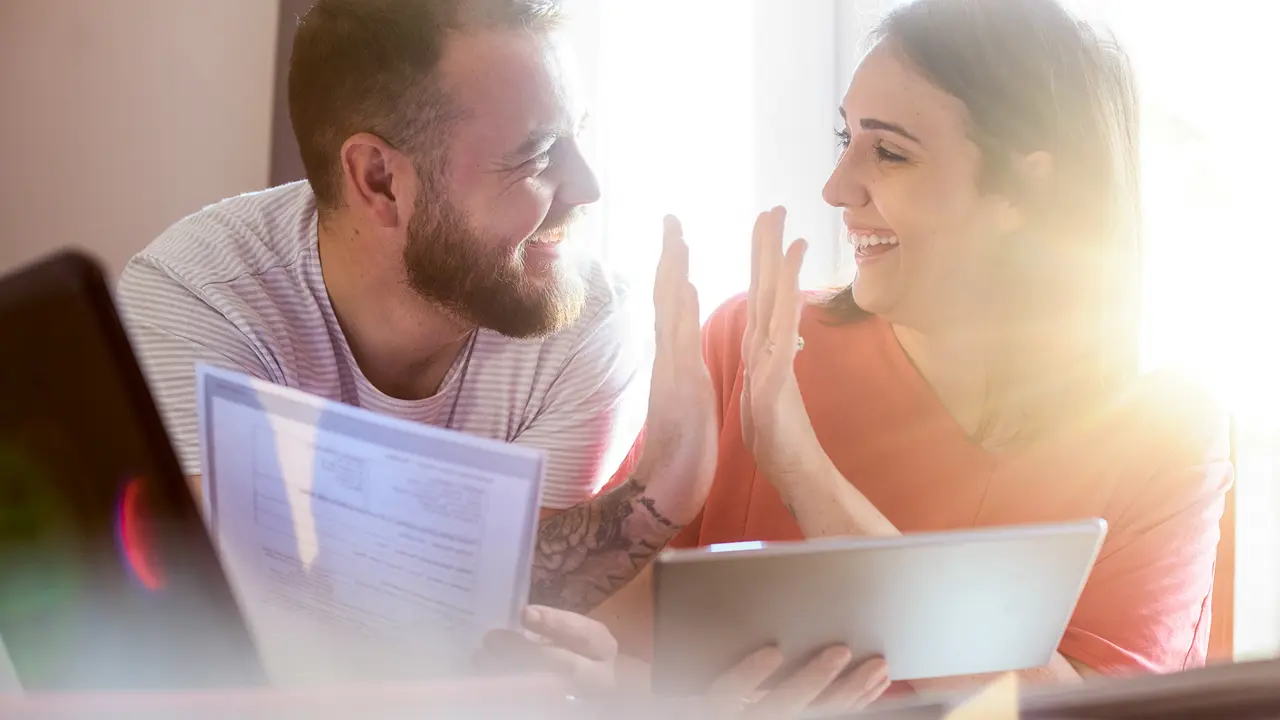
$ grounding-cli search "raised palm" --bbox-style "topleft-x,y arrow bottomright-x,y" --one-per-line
740,207 -> 815,479
633,216 -> 718,512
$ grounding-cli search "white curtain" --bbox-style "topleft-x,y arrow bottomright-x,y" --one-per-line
564,0 -> 1280,659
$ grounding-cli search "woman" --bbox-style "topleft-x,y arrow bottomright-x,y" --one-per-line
594,0 -> 1227,690
682,0 -> 1230,685
492,0 -> 1230,710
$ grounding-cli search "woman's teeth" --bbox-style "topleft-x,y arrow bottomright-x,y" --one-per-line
851,233 -> 899,249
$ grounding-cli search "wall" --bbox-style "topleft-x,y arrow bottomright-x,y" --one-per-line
0,0 -> 281,279
269,0 -> 315,187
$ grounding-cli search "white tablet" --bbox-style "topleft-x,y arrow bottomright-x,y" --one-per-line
651,519 -> 1106,695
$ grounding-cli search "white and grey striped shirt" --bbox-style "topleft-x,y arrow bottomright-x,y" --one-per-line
116,181 -> 648,510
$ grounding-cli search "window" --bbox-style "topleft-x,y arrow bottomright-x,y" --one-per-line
1069,0 -> 1280,660
562,0 -> 846,319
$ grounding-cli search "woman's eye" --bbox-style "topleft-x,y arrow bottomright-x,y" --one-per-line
834,127 -> 852,150
874,142 -> 908,163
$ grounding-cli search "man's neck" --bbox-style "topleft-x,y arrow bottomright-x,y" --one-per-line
317,218 -> 474,401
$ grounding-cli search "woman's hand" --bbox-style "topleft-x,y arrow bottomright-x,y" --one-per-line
740,207 -> 824,485
479,606 -> 891,716
707,645 -> 891,718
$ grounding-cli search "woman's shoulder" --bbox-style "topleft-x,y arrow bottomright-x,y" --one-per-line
1109,369 -> 1231,462
702,290 -> 885,346
1068,369 -> 1233,526
702,292 -> 752,343
1075,369 -> 1234,557
701,291 -> 890,382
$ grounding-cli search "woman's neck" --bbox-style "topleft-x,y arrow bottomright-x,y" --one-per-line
890,321 -> 1020,444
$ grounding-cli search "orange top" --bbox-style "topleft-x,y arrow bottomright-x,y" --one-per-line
649,294 -> 1232,676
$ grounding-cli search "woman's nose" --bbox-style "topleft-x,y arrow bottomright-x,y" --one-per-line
822,155 -> 870,209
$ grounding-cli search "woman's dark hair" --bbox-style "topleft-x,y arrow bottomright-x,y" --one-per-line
825,0 -> 1142,444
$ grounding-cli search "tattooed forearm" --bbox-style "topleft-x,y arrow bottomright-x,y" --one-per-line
529,475 -> 683,613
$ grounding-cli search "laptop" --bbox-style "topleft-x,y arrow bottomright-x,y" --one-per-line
0,250 -> 266,692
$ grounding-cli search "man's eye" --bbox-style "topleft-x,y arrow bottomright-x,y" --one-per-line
525,147 -> 553,173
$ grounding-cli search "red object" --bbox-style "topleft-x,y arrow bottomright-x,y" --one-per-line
676,293 -> 1233,677
118,478 -> 165,591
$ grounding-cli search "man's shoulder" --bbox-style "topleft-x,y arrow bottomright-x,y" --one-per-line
558,254 -> 638,343
581,253 -> 633,310
121,181 -> 317,294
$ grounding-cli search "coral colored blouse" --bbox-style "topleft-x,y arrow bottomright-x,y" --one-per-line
650,294 -> 1233,675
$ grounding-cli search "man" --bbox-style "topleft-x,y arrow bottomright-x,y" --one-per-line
118,0 -> 888,710
116,0 -> 714,616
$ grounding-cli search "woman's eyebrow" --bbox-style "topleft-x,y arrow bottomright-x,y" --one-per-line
839,106 -> 923,146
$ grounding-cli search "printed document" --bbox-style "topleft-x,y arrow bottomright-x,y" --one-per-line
195,364 -> 544,686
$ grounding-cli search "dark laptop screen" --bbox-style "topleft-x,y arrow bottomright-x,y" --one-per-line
0,252 -> 264,691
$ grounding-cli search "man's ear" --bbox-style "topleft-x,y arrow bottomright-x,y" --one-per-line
994,150 -> 1054,234
338,133 -> 418,229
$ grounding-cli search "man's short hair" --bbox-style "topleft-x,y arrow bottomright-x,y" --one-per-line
288,0 -> 564,215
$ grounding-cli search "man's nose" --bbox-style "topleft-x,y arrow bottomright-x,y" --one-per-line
557,140 -> 602,207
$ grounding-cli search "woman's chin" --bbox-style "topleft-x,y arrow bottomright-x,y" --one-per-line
851,277 -> 898,317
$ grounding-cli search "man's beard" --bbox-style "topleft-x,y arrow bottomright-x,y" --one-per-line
401,192 -> 587,339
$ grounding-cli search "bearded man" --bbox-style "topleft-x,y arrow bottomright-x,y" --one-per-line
116,0 -> 715,617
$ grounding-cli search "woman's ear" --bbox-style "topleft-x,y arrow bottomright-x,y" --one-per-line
995,150 -> 1055,234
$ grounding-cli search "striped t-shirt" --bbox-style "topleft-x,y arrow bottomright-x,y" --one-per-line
116,181 -> 648,510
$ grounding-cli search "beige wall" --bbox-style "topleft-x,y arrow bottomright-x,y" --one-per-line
0,0 -> 280,279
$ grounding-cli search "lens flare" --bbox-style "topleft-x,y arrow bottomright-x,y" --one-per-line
115,477 -> 164,592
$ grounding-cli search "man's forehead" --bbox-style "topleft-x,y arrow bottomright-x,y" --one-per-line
436,29 -> 583,143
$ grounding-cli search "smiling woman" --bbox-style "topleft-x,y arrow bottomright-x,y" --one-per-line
823,0 -> 1142,447
595,0 -> 1238,700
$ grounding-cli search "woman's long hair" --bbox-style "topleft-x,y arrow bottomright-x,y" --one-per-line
825,0 -> 1143,445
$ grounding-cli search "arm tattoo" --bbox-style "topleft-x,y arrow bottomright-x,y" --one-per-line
529,476 -> 683,614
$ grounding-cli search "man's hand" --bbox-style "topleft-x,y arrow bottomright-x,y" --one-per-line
707,645 -> 891,718
631,214 -> 719,523
476,606 -> 618,695
478,608 -> 890,718
527,216 -> 717,614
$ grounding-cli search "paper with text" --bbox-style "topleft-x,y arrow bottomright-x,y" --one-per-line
195,364 -> 544,687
